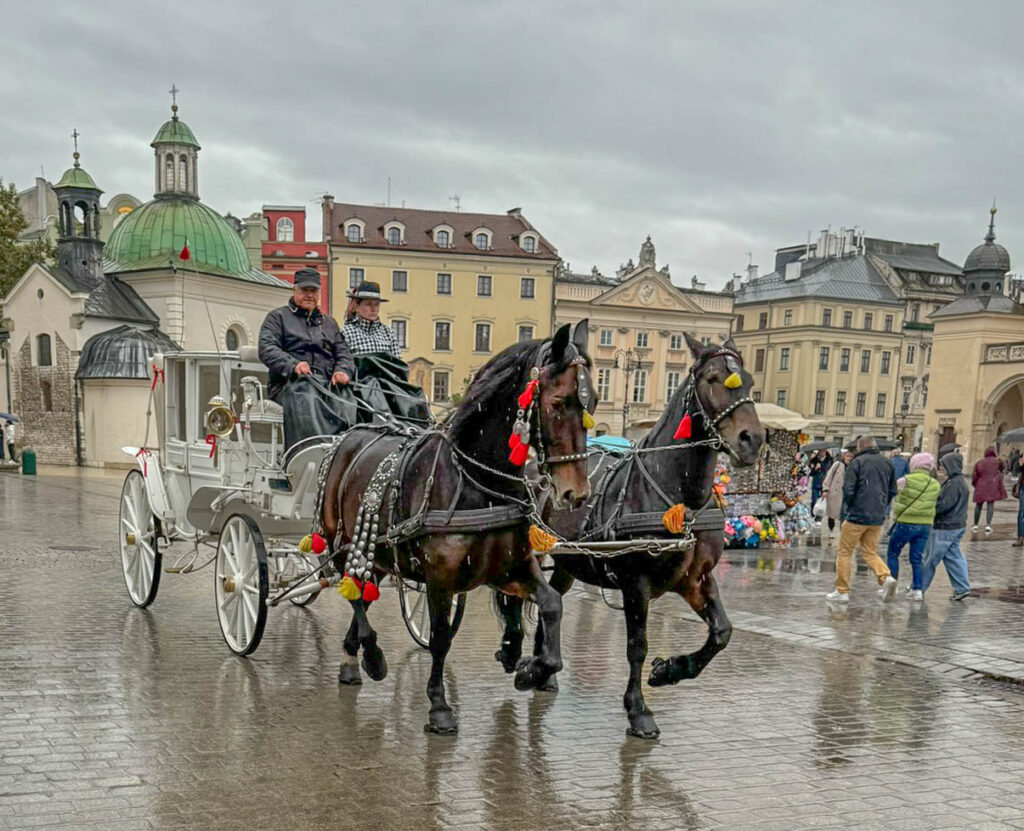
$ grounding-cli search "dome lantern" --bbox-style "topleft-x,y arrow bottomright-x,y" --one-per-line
963,205 -> 1010,297
152,84 -> 200,199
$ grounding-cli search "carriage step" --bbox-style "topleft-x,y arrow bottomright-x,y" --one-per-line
163,566 -> 194,574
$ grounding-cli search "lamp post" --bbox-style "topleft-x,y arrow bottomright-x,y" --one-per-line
898,401 -> 909,448
614,347 -> 643,436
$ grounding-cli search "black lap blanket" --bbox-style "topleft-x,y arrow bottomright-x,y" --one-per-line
353,353 -> 431,427
281,374 -> 359,450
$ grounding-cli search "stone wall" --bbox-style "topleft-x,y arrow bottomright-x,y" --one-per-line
12,333 -> 78,465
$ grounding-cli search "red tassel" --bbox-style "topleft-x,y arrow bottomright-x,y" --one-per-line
509,440 -> 529,467
673,413 -> 692,440
508,431 -> 520,450
362,581 -> 380,603
310,533 -> 326,554
517,380 -> 538,410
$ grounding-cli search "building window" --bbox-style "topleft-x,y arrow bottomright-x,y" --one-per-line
884,315 -> 894,332
911,304 -> 920,322
597,368 -> 611,401
836,390 -> 847,416
902,385 -> 912,409
474,275 -> 492,297
776,389 -> 787,408
669,333 -> 683,350
839,348 -> 850,372
276,217 -> 294,242
666,371 -> 682,400
842,310 -> 852,329
349,267 -> 364,289
392,270 -> 408,292
179,156 -> 188,192
822,308 -> 832,327
814,390 -> 825,415
758,312 -> 768,330
599,329 -> 613,347
856,392 -> 867,417
346,224 -> 362,243
818,346 -> 830,370
779,347 -> 790,370
165,154 -> 174,189
436,273 -> 452,295
518,325 -> 533,342
860,350 -> 871,373
434,321 -> 451,351
632,369 -> 647,403
752,390 -> 762,403
474,322 -> 491,353
783,309 -> 793,326
387,227 -> 401,245
40,379 -> 52,412
636,331 -> 649,348
225,326 -> 246,351
735,316 -> 744,333
876,393 -> 887,419
474,232 -> 489,250
432,371 -> 450,402
435,229 -> 450,248
391,319 -> 407,348
754,349 -> 765,372
863,313 -> 873,331
36,333 -> 52,367
520,277 -> 535,299
906,344 -> 916,364
521,235 -> 536,253
881,351 -> 891,374
925,344 -> 931,365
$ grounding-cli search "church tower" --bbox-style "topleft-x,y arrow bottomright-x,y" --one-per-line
151,85 -> 200,199
54,130 -> 104,285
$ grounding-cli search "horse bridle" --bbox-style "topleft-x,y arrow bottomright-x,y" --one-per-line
685,347 -> 756,458
532,351 -> 593,472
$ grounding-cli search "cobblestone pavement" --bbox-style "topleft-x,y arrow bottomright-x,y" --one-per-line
2,470 -> 1024,830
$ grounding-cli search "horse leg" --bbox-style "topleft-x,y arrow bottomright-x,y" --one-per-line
513,557 -> 564,691
649,575 -> 732,687
337,612 -> 363,685
526,565 -> 574,692
621,581 -> 659,739
349,598 -> 388,682
494,594 -> 524,674
424,583 -> 458,735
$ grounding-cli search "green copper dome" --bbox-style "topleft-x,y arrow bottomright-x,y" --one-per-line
151,116 -> 200,149
106,196 -> 251,276
55,162 -> 100,191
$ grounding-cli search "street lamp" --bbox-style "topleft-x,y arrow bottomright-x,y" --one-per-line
898,401 -> 909,448
614,348 -> 643,435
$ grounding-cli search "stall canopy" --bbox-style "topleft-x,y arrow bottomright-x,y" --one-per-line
753,403 -> 821,432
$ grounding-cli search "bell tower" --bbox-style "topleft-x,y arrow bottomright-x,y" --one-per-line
54,129 -> 104,285
152,84 -> 201,200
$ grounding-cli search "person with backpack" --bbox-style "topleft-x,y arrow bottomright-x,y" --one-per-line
886,452 -> 940,600
922,451 -> 972,601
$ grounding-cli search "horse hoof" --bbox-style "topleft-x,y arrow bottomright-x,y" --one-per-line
513,657 -> 550,691
494,646 -> 520,674
361,648 -> 388,682
626,713 -> 660,740
337,664 -> 363,686
424,710 -> 458,735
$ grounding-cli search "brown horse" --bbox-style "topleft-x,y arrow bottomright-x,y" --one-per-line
320,323 -> 591,734
496,336 -> 765,738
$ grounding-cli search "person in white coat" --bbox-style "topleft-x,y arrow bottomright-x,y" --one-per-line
821,449 -> 851,542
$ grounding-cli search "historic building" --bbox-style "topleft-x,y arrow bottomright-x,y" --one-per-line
732,228 -> 963,445
322,200 -> 558,404
925,209 -> 1024,462
260,205 -> 329,312
0,100 -> 289,466
554,236 -> 735,438
16,174 -> 143,247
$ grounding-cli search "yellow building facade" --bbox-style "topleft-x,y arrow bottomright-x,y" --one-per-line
322,201 -> 558,404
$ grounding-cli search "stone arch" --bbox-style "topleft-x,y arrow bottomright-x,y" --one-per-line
980,374 -> 1024,449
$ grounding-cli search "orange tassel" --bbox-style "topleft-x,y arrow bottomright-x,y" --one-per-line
673,413 -> 692,440
661,504 -> 687,534
528,524 -> 557,552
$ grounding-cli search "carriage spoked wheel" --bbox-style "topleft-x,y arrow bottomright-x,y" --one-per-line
215,514 -> 269,656
397,579 -> 467,649
119,469 -> 161,608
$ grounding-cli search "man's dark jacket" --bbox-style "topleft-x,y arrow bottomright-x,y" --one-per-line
258,301 -> 356,401
934,453 -> 969,531
841,447 -> 896,525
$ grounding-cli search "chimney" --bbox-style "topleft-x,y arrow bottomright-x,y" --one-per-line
746,263 -> 759,282
507,207 -> 523,218
321,194 -> 335,241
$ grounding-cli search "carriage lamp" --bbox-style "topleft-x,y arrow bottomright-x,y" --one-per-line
205,395 -> 235,438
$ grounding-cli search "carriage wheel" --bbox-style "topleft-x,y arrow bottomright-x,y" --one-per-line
215,514 -> 269,656
398,579 -> 467,649
119,470 -> 161,608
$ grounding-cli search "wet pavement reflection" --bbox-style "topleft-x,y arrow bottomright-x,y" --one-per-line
2,471 -> 1024,829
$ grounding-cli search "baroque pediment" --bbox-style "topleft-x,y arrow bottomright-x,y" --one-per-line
592,267 -> 704,313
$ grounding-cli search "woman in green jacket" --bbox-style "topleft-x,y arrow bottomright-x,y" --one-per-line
886,452 -> 940,600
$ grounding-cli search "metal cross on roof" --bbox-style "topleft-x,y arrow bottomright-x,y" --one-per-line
71,128 -> 80,165
169,83 -> 179,114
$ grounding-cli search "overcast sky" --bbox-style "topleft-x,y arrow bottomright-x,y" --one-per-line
3,1 -> 1021,288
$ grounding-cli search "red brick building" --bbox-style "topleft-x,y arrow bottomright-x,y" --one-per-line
261,205 -> 330,313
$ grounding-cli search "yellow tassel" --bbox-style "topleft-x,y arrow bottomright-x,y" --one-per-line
724,372 -> 742,390
338,576 -> 361,600
582,411 -> 595,430
298,535 -> 312,553
661,504 -> 687,534
528,524 -> 557,552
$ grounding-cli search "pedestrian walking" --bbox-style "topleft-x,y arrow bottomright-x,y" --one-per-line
886,452 -> 940,600
890,449 -> 909,481
820,449 -> 850,542
922,451 -> 972,601
825,436 -> 898,603
3,419 -> 16,463
970,446 -> 1006,533
809,449 -> 831,512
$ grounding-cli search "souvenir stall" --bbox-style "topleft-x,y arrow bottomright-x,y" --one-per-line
721,404 -> 819,549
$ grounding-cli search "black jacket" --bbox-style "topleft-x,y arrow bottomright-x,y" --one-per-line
258,301 -> 356,400
934,453 -> 969,530
841,447 -> 896,525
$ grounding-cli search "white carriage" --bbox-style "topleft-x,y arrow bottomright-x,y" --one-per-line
118,347 -> 462,655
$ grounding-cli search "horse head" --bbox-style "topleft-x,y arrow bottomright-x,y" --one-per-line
683,334 -> 764,466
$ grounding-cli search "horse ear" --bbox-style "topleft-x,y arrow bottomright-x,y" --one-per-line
549,323 -> 571,366
722,336 -> 738,352
571,318 -> 590,358
684,333 -> 705,362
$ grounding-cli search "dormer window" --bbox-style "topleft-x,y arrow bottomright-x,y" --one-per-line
472,227 -> 492,250
387,227 -> 400,245
436,229 -> 450,248
520,234 -> 537,253
346,224 -> 361,243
